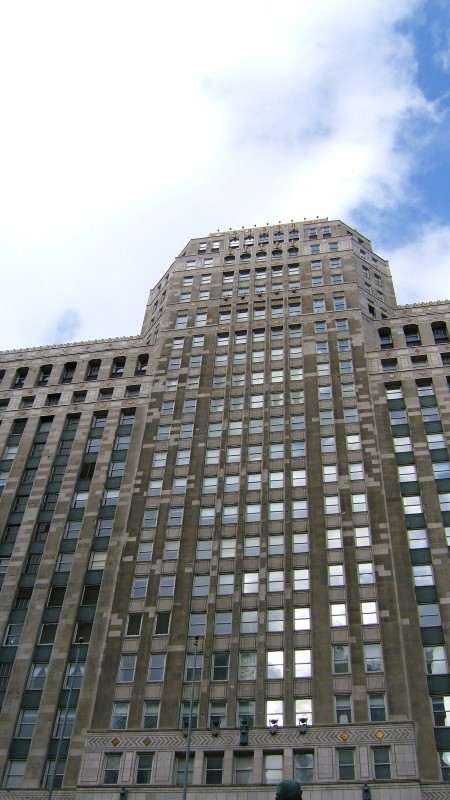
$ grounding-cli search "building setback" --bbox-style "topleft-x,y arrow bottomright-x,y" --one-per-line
1,219 -> 450,799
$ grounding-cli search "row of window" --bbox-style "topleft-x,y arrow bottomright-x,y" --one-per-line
174,297 -> 346,329
108,691 -> 388,733
143,491 -> 367,530
379,321 -> 449,349
219,260 -> 342,283
148,464 -> 364,499
99,747 -> 390,786
0,384 -> 141,412
2,744 -> 391,789
115,643 -> 385,687
2,354 -> 148,391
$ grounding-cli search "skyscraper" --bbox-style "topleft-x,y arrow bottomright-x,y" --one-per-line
1,219 -> 450,799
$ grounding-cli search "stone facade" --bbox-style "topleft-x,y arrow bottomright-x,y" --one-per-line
0,220 -> 450,800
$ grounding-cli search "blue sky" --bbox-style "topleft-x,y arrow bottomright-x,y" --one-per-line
0,0 -> 450,350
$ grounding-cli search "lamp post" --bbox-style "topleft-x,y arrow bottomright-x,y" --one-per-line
47,637 -> 83,800
181,635 -> 199,800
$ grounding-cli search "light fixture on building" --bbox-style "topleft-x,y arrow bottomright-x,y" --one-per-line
269,718 -> 279,735
211,717 -> 221,737
298,717 -> 308,735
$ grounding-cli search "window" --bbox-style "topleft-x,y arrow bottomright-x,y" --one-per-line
212,653 -> 229,681
111,357 -> 126,378
16,709 -> 38,738
361,601 -> 378,625
337,749 -> 355,780
293,569 -> 309,591
222,505 -> 238,524
264,753 -> 283,784
364,643 -> 382,672
103,753 -> 121,784
184,652 -> 203,682
188,614 -> 206,636
368,693 -> 386,722
5,761 -> 27,789
413,565 -> 434,587
239,651 -> 257,680
331,603 -> 347,627
111,702 -> 129,729
217,573 -> 234,595
266,608 -> 284,632
234,754 -> 253,785
56,553 -> 74,573
241,610 -> 258,634
334,296 -> 346,311
336,695 -> 352,724
136,753 -> 153,785
245,503 -> 261,523
27,663 -> 48,690
373,748 -> 391,780
126,613 -> 143,636
215,611 -> 232,635
294,752 -> 314,784
268,570 -> 284,592
159,575 -> 175,596
322,465 -> 337,484
142,701 -> 159,729
333,644 -> 349,674
292,529 -> 309,561
328,564 -> 345,586
433,696 -> 450,727
243,572 -> 259,593
321,436 -> 336,454
244,535 -> 260,556
205,754 -> 223,785
346,434 -> 361,451
148,653 -> 166,681
292,441 -> 306,457
294,608 -> 311,631
352,493 -> 368,513
167,507 -> 183,526
424,645 -> 448,674
154,611 -> 171,635
268,534 -> 284,555
193,575 -> 209,596
325,495 -> 340,515
295,649 -> 312,678
131,577 -> 148,599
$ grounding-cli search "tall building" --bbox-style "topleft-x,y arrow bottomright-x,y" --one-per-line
1,219 -> 450,800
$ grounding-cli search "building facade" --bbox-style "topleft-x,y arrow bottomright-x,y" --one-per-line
1,219 -> 450,800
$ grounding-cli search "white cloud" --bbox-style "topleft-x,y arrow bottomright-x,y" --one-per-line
0,0 -> 445,350
387,224 -> 450,305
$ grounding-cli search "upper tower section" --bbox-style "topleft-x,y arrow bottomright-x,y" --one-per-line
140,219 -> 396,341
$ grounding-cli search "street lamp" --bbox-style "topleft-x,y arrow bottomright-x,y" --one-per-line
181,635 -> 199,800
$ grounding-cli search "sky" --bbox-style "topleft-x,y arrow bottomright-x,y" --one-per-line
1,0 -> 450,351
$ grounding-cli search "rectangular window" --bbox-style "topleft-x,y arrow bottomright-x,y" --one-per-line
361,601 -> 378,625
205,754 -> 223,785
338,749 -> 355,780
369,693 -> 386,722
212,652 -> 229,681
336,695 -> 352,724
117,654 -> 136,683
294,752 -> 314,784
294,607 -> 311,631
295,649 -> 312,678
111,703 -> 129,730
333,644 -> 349,674
148,653 -> 166,681
264,753 -> 283,784
293,569 -> 309,591
241,610 -> 258,634
331,603 -> 347,627
103,754 -> 121,785
234,753 -> 254,785
373,747 -> 391,780
239,651 -> 257,680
